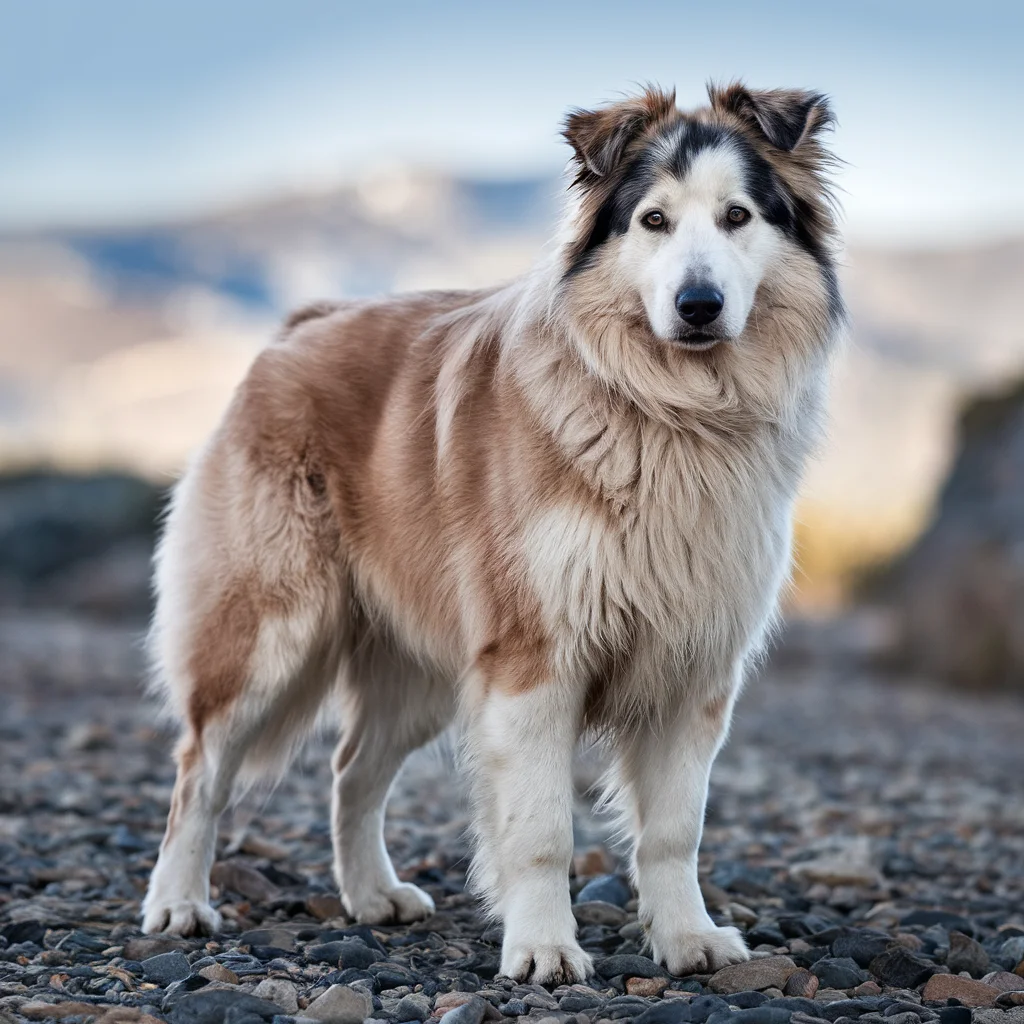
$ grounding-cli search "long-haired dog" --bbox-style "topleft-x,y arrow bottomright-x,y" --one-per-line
142,83 -> 843,984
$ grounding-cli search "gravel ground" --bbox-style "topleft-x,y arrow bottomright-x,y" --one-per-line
2,611 -> 1024,1024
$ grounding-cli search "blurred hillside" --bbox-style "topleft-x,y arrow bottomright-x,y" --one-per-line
1,170 -> 1022,601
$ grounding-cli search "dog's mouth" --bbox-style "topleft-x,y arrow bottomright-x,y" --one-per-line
671,331 -> 724,351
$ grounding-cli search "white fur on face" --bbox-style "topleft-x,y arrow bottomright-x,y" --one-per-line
617,141 -> 786,343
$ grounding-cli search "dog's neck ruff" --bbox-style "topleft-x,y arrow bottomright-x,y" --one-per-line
494,268 -> 831,515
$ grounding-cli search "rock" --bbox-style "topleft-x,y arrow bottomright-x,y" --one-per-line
573,846 -> 616,877
1002,937 -> 1024,964
851,980 -> 882,997
747,920 -> 788,947
238,929 -> 297,952
305,938 -> 377,969
764,997 -> 821,1016
877,380 -> 1024,692
523,990 -> 559,1010
169,989 -> 283,1023
252,978 -> 300,1014
683,994 -> 732,1021
709,956 -> 799,993
19,1002 -> 116,1020
209,860 -> 280,902
784,969 -> 820,998
595,954 -> 664,979
830,930 -> 893,968
899,910 -> 973,933
883,1013 -> 923,1024
810,956 -> 869,989
973,1008 -> 1024,1024
627,976 -> 670,996
439,996 -> 489,1024
730,903 -> 760,928
141,949 -> 191,986
197,963 -> 239,985
394,992 -> 432,1021
922,973 -> 1000,1006
123,936 -> 191,961
811,987 -> 848,1003
559,989 -> 604,1011
575,874 -> 632,907
868,947 -> 937,988
434,992 -> 485,1013
707,1008 -> 795,1024
983,971 -> 1024,992
304,983 -> 374,1023
728,991 -> 770,1008
236,834 -> 290,861
573,900 -> 629,926
710,863 -> 777,898
62,721 -> 114,752
306,895 -> 345,922
937,1008 -> 972,1024
1,921 -> 47,945
790,844 -> 882,889
945,930 -> 989,976
636,1002 -> 697,1024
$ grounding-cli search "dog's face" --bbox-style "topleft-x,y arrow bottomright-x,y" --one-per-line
562,85 -> 842,353
617,141 -> 787,346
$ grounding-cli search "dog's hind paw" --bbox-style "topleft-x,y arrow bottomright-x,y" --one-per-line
500,940 -> 594,985
344,882 -> 435,925
652,923 -> 749,975
141,898 -> 221,936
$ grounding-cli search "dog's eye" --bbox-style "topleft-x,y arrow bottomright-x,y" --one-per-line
641,210 -> 666,229
726,206 -> 751,226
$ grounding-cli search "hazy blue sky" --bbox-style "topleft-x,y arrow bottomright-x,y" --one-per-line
2,0 -> 1022,243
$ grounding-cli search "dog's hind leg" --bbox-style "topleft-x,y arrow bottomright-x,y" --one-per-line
142,722 -> 242,935
143,435 -> 345,935
142,591 -> 343,935
331,638 -> 454,924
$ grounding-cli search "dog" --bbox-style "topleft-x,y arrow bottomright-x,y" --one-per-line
141,82 -> 844,984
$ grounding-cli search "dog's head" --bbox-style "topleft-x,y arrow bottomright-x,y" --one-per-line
560,83 -> 842,352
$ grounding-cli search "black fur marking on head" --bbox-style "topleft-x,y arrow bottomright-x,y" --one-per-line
566,147 -> 663,277
666,120 -> 729,179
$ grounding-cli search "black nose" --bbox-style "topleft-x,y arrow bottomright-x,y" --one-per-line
675,286 -> 724,326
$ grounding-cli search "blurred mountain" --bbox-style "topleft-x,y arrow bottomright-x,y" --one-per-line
0,169 -> 1021,598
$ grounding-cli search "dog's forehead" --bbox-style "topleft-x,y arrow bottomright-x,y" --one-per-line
644,137 -> 748,207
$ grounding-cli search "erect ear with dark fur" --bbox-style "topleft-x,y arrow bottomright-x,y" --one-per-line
563,87 -> 677,182
708,83 -> 834,151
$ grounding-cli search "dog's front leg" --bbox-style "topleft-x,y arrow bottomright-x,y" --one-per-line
618,686 -> 749,975
467,679 -> 592,985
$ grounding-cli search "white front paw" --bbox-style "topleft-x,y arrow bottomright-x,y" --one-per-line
343,882 -> 435,925
500,938 -> 594,984
142,897 -> 221,936
650,923 -> 749,975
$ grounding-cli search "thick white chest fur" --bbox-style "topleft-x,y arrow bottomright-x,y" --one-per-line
522,416 -> 802,701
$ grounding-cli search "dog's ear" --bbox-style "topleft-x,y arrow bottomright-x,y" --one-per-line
563,87 -> 676,182
708,83 -> 833,152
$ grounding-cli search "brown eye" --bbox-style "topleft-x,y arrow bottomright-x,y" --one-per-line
727,205 -> 751,226
642,210 -> 666,229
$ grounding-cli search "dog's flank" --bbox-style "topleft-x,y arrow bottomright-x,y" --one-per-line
142,83 -> 843,984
